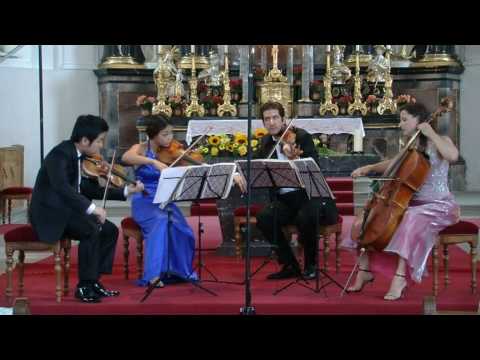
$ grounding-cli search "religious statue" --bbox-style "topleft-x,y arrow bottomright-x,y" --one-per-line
367,45 -> 390,83
172,70 -> 185,97
154,47 -> 178,83
330,45 -> 351,84
198,51 -> 223,86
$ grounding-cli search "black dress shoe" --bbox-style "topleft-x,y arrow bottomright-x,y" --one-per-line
75,286 -> 102,303
266,265 -> 301,280
92,282 -> 120,297
302,266 -> 316,280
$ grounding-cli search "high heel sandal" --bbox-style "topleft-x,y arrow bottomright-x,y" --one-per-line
384,273 -> 407,301
346,268 -> 375,293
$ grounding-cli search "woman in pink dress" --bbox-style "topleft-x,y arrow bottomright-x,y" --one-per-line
342,102 -> 460,300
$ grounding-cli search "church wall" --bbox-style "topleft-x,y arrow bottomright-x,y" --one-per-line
0,45 -> 100,187
460,45 -> 480,191
1,44 -> 480,191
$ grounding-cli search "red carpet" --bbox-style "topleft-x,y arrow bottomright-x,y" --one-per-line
1,216 -> 479,315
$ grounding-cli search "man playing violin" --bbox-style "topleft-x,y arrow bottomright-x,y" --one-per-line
255,102 -> 338,280
29,115 -> 145,303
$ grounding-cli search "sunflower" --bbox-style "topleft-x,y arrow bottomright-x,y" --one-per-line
219,144 -> 226,151
234,132 -> 248,145
237,144 -> 248,156
210,147 -> 219,156
226,144 -> 234,152
208,135 -> 221,146
254,127 -> 268,139
250,139 -> 258,148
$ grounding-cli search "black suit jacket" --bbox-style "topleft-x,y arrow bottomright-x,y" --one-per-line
29,140 -> 126,244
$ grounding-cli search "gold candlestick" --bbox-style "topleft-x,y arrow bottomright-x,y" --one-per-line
217,52 -> 237,117
185,54 -> 205,117
348,51 -> 368,116
319,47 -> 339,116
377,47 -> 397,115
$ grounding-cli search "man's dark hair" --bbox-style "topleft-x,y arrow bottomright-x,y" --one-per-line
260,101 -> 285,121
70,115 -> 109,143
145,114 -> 171,139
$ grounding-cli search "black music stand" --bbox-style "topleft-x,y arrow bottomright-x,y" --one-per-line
141,163 -> 235,302
272,158 -> 344,296
235,159 -> 304,281
180,163 -> 242,286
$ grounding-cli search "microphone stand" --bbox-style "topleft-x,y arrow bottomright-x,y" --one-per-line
240,45 -> 256,316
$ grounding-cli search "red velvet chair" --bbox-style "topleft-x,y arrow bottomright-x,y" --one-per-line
432,220 -> 479,296
120,217 -> 144,280
1,187 -> 32,224
4,224 -> 71,304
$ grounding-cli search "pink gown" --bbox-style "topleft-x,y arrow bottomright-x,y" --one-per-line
342,141 -> 460,283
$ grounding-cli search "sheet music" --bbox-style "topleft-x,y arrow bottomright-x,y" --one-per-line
293,158 -> 335,199
235,159 -> 303,189
153,166 -> 189,206
201,163 -> 237,199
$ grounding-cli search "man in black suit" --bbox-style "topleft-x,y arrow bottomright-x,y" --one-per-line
255,102 -> 338,280
29,115 -> 144,303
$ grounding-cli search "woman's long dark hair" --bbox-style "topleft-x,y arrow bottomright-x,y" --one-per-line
399,102 -> 431,152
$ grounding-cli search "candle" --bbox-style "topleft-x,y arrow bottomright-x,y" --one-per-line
191,45 -> 195,54
353,129 -> 363,153
326,45 -> 331,52
355,45 -> 360,52
224,45 -> 228,54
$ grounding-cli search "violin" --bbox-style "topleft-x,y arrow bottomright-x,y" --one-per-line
267,119 -> 303,160
156,139 -> 205,167
82,154 -> 143,190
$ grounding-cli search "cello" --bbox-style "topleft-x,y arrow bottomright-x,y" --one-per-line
351,98 -> 454,251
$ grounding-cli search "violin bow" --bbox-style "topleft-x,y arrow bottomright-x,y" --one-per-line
266,116 -> 298,160
101,149 -> 116,208
340,247 -> 366,297
169,126 -> 213,168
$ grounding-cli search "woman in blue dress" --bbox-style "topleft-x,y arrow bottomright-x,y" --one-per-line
122,114 -> 198,287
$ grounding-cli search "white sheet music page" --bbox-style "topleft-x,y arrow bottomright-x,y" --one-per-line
153,166 -> 189,207
201,163 -> 237,199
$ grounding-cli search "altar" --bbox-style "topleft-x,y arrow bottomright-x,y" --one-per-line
185,117 -> 365,150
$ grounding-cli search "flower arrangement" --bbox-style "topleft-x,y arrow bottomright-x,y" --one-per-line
395,94 -> 417,107
229,78 -> 242,102
195,128 -> 267,158
167,95 -> 186,110
335,95 -> 353,108
136,95 -> 156,115
366,94 -> 379,113
312,134 -> 339,156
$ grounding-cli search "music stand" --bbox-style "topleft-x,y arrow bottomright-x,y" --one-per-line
181,163 -> 242,286
272,158 -> 344,296
235,159 -> 305,281
141,163 -> 235,302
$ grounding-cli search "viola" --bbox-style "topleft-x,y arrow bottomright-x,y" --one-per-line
156,139 -> 205,167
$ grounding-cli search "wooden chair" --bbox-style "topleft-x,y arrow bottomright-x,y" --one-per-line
1,187 -> 32,224
432,220 -> 478,296
233,204 -> 264,257
283,215 -> 343,273
120,217 -> 144,280
4,224 -> 71,304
